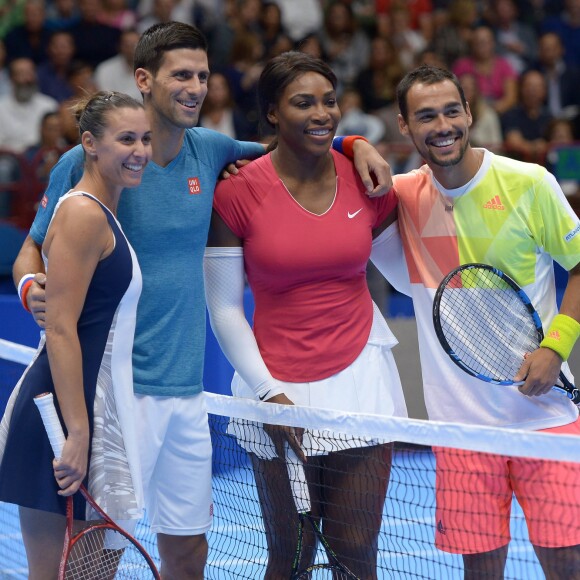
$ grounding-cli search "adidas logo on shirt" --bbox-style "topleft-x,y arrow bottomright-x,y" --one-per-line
483,195 -> 505,210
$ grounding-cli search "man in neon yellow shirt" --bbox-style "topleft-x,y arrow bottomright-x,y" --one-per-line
373,64 -> 580,577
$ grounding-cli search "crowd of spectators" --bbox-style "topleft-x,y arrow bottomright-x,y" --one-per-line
0,0 -> 579,226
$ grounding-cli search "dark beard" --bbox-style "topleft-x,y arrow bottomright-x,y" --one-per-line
427,137 -> 468,168
14,83 -> 37,103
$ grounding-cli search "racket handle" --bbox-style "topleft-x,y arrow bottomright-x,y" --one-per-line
552,385 -> 580,405
34,392 -> 66,459
286,446 -> 311,514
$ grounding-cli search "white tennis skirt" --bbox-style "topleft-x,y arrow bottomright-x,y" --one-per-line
228,307 -> 408,459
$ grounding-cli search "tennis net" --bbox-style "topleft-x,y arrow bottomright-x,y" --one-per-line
1,338 -> 580,579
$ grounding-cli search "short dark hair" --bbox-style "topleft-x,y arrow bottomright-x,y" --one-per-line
134,21 -> 208,76
258,51 -> 337,128
72,91 -> 144,139
396,64 -> 467,122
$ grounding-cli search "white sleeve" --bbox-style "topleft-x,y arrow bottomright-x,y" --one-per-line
203,246 -> 284,401
370,221 -> 412,296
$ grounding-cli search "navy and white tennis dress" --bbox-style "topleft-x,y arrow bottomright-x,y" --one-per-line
0,192 -> 143,522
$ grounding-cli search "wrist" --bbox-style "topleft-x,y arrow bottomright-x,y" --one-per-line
256,382 -> 284,401
540,314 -> 580,362
17,273 -> 35,313
333,135 -> 369,159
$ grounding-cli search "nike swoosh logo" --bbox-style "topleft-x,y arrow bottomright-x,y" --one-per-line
348,208 -> 363,219
258,392 -> 270,401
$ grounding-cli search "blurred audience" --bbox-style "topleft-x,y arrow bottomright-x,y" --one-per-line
97,0 -> 137,30
533,31 -> 580,120
0,0 -> 26,40
23,109 -> 68,182
544,117 -> 580,201
453,25 -> 518,114
272,0 -> 324,43
459,72 -> 503,149
516,0 -> 565,32
296,33 -> 327,60
36,29 -> 75,102
355,35 -> 404,112
259,2 -> 286,60
265,31 -> 293,59
58,59 -> 96,145
414,46 -> 448,69
389,2 -> 427,71
428,0 -> 479,68
69,0 -> 121,68
319,1 -> 370,92
542,0 -> 580,68
45,0 -> 80,30
1,0 -> 580,230
376,0 -> 434,43
137,0 -> 207,29
137,0 -> 185,33
223,30 -> 264,137
204,0 -> 261,69
4,0 -> 51,64
485,0 -> 537,74
0,57 -> 57,153
501,68 -> 553,162
375,102 -> 422,175
336,87 -> 386,145
94,27 -> 141,99
199,71 -> 255,141
0,40 -> 12,98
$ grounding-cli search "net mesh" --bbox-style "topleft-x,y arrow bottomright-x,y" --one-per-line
2,339 -> 580,579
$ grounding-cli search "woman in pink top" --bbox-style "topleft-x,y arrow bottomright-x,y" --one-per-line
452,25 -> 518,115
204,52 -> 408,578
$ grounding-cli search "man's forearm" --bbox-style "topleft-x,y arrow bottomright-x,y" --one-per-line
12,235 -> 44,289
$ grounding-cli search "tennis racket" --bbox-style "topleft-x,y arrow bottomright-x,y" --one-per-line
432,263 -> 580,404
34,392 -> 161,580
286,448 -> 359,579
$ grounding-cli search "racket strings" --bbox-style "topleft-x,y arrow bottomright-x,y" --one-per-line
439,270 -> 540,381
64,526 -> 157,579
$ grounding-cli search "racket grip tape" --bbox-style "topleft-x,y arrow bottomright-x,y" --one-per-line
34,392 -> 66,459
286,446 -> 311,514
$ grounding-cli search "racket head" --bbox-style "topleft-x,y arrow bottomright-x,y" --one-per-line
432,263 -> 543,385
60,492 -> 160,580
33,393 -> 160,579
